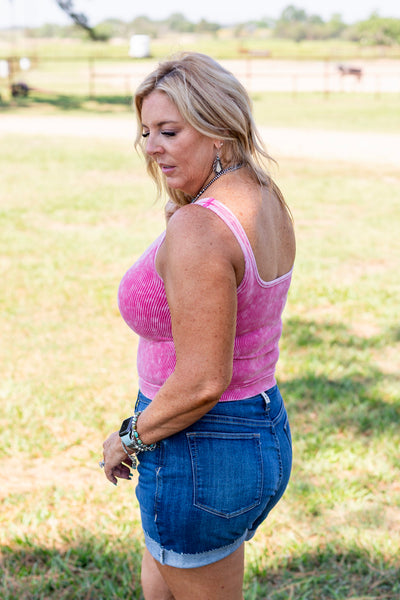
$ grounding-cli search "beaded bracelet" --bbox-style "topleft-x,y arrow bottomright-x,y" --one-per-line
131,411 -> 157,452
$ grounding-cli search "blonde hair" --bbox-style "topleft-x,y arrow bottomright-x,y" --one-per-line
134,52 -> 288,210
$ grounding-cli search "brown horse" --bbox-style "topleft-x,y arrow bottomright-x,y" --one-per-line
337,64 -> 363,80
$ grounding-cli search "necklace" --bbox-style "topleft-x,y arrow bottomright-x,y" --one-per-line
190,164 -> 243,204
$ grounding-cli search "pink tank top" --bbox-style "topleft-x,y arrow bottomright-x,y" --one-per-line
118,198 -> 293,401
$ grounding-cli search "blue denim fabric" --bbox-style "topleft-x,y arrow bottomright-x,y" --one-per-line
134,386 -> 292,568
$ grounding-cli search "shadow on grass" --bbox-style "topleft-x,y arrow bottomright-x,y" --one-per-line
1,538 -> 399,600
245,544 -> 400,599
1,318 -> 398,599
280,317 -> 400,440
0,92 -> 133,112
0,534 -> 143,600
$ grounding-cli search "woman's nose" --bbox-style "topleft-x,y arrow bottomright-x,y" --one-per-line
145,134 -> 163,156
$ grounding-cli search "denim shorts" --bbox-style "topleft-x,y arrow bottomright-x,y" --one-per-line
134,385 -> 292,568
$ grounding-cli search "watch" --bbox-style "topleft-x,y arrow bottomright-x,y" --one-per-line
119,416 -> 136,449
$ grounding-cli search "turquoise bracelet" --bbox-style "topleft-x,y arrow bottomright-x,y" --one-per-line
131,411 -> 157,452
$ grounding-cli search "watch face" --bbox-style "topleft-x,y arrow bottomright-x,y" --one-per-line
119,417 -> 133,437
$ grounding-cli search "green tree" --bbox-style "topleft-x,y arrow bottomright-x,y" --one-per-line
165,13 -> 195,32
279,5 -> 308,22
195,19 -> 220,33
355,15 -> 400,45
327,13 -> 346,38
130,15 -> 159,37
274,5 -> 350,41
275,4 -> 314,40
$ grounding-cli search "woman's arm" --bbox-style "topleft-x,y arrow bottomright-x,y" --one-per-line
102,205 -> 241,484
135,203 -> 239,441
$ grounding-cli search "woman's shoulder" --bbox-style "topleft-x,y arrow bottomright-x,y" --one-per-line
160,200 -> 243,267
166,201 -> 228,236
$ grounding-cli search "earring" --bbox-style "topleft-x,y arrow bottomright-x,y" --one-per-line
213,152 -> 223,174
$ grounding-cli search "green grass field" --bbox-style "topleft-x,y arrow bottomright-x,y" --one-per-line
2,34 -> 400,60
1,91 -> 399,599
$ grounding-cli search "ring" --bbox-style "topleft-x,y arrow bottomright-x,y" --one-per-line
99,460 -> 105,468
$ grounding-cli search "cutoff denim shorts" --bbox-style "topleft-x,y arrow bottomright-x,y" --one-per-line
134,385 -> 292,568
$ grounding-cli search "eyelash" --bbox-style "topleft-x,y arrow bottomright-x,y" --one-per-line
141,131 -> 176,138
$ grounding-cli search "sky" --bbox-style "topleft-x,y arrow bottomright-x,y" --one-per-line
1,0 -> 400,29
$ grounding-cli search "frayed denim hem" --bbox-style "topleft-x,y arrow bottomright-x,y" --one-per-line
143,529 -> 249,568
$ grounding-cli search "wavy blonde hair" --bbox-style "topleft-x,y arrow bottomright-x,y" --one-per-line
134,52 -> 288,210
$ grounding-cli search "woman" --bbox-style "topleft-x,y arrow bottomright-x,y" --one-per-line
101,52 -> 295,600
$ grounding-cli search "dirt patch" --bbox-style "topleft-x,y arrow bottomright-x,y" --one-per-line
2,114 -> 400,166
0,441 -> 105,499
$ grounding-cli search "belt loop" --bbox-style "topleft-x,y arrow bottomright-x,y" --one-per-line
260,391 -> 271,412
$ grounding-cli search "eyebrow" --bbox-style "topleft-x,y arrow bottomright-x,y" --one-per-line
142,120 -> 180,128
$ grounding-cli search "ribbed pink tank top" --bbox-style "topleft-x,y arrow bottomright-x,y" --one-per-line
118,198 -> 293,401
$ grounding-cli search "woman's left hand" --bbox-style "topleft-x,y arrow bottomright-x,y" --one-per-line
102,431 -> 135,485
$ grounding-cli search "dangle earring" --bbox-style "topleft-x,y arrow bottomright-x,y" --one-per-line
213,148 -> 223,174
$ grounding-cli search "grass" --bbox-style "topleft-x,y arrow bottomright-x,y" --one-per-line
1,97 -> 399,598
253,92 -> 400,132
1,34 -> 400,60
3,90 -> 400,134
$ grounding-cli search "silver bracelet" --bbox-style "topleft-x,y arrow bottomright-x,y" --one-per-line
121,440 -> 137,470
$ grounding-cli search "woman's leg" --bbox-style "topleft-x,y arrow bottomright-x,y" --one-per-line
141,548 -> 175,600
154,543 -> 245,600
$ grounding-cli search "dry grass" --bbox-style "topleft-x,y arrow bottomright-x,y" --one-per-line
1,100 -> 399,598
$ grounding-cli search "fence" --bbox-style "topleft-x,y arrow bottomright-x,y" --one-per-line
1,56 -> 400,100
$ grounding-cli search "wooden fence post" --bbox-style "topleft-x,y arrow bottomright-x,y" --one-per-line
89,57 -> 94,99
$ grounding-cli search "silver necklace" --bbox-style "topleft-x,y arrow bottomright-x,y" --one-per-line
190,164 -> 243,204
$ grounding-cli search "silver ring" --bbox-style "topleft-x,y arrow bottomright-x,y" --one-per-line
99,460 -> 105,469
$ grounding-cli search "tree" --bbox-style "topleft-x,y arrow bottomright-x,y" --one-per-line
165,13 -> 195,33
279,5 -> 308,23
344,14 -> 400,45
274,5 -> 310,41
130,15 -> 159,37
195,19 -> 220,33
327,13 -> 346,38
55,0 -> 101,40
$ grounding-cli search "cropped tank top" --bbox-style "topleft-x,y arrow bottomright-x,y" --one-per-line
118,198 -> 293,401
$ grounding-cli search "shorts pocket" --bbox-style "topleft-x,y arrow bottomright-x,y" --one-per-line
283,414 -> 292,448
187,432 -> 263,518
